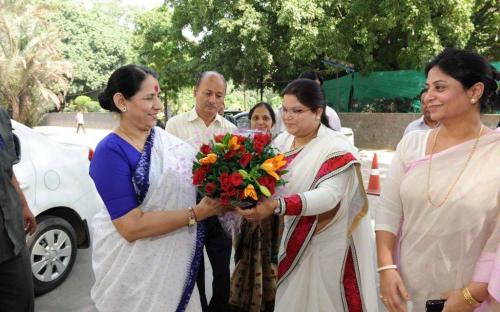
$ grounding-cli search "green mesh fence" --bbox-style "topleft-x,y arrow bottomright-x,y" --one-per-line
324,62 -> 500,112
323,74 -> 353,112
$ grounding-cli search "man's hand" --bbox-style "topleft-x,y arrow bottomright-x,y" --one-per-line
12,173 -> 37,234
22,204 -> 37,235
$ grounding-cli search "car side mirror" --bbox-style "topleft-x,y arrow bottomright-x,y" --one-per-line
12,133 -> 21,164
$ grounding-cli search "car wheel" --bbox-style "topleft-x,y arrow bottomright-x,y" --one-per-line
26,216 -> 77,296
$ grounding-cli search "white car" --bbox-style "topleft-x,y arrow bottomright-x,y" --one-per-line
11,120 -> 103,296
233,111 -> 355,146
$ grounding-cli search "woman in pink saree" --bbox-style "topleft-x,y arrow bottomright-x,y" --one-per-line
375,48 -> 499,312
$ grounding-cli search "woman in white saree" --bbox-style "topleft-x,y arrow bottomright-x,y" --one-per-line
237,79 -> 379,312
376,48 -> 500,312
89,65 -> 222,312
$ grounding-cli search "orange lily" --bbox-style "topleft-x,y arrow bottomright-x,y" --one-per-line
228,136 -> 241,151
260,154 -> 287,180
200,153 -> 218,165
244,184 -> 258,200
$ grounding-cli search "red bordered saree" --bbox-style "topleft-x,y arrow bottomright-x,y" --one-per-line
272,125 -> 379,312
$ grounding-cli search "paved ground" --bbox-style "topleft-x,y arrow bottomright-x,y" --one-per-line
33,127 -> 395,312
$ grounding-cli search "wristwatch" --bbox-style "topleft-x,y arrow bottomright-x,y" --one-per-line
187,207 -> 196,227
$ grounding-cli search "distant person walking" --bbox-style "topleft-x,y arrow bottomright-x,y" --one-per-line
75,110 -> 86,134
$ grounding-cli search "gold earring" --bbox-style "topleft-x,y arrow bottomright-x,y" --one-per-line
471,98 -> 476,103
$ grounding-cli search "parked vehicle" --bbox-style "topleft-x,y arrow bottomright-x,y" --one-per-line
12,120 -> 103,296
233,111 -> 355,145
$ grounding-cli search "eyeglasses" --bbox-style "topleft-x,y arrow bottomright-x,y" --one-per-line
281,107 -> 311,117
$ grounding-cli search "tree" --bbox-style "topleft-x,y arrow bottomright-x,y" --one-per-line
336,0 -> 477,72
0,0 -> 72,125
133,5 -> 196,115
137,0 -> 498,106
167,0 -> 348,93
466,0 -> 500,59
46,0 -> 135,96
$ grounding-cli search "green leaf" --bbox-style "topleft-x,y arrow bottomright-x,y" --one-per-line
258,184 -> 271,197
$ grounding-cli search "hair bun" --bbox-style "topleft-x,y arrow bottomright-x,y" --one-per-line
98,89 -> 114,111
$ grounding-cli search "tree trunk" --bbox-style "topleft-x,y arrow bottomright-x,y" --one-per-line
10,97 -> 20,121
19,93 -> 30,124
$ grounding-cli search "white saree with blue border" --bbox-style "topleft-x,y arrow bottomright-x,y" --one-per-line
91,127 -> 205,312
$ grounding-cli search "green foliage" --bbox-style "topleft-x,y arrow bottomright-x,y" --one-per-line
0,0 -> 72,125
466,0 -> 500,59
64,95 -> 101,112
135,0 -> 498,102
133,5 -> 195,113
45,0 -> 135,95
336,0 -> 477,72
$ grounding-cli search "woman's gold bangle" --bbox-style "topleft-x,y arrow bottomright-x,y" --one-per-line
462,287 -> 481,305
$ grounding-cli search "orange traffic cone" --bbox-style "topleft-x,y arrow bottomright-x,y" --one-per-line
366,153 -> 381,196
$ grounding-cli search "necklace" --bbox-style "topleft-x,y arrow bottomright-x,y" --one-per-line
426,125 -> 484,208
117,126 -> 145,152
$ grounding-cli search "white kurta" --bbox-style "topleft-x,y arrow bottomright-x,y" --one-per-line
91,129 -> 202,312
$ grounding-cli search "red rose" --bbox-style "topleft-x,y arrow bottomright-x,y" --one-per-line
230,172 -> 243,187
200,144 -> 211,155
193,169 -> 205,185
224,150 -> 237,160
222,188 -> 237,197
239,153 -> 252,167
254,133 -> 271,145
214,134 -> 225,143
258,175 -> 277,194
205,182 -> 216,194
200,165 -> 210,174
236,135 -> 246,144
253,140 -> 265,154
219,173 -> 233,191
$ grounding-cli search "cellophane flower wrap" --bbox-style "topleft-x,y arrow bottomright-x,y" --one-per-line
192,131 -> 287,210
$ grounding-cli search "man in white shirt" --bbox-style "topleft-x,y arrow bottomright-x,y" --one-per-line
166,71 -> 235,312
166,72 -> 236,145
403,89 -> 439,135
274,70 -> 342,132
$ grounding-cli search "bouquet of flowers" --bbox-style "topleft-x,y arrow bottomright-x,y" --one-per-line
192,131 -> 287,208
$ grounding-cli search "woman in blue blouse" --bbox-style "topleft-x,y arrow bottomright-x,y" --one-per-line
89,64 -> 222,312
